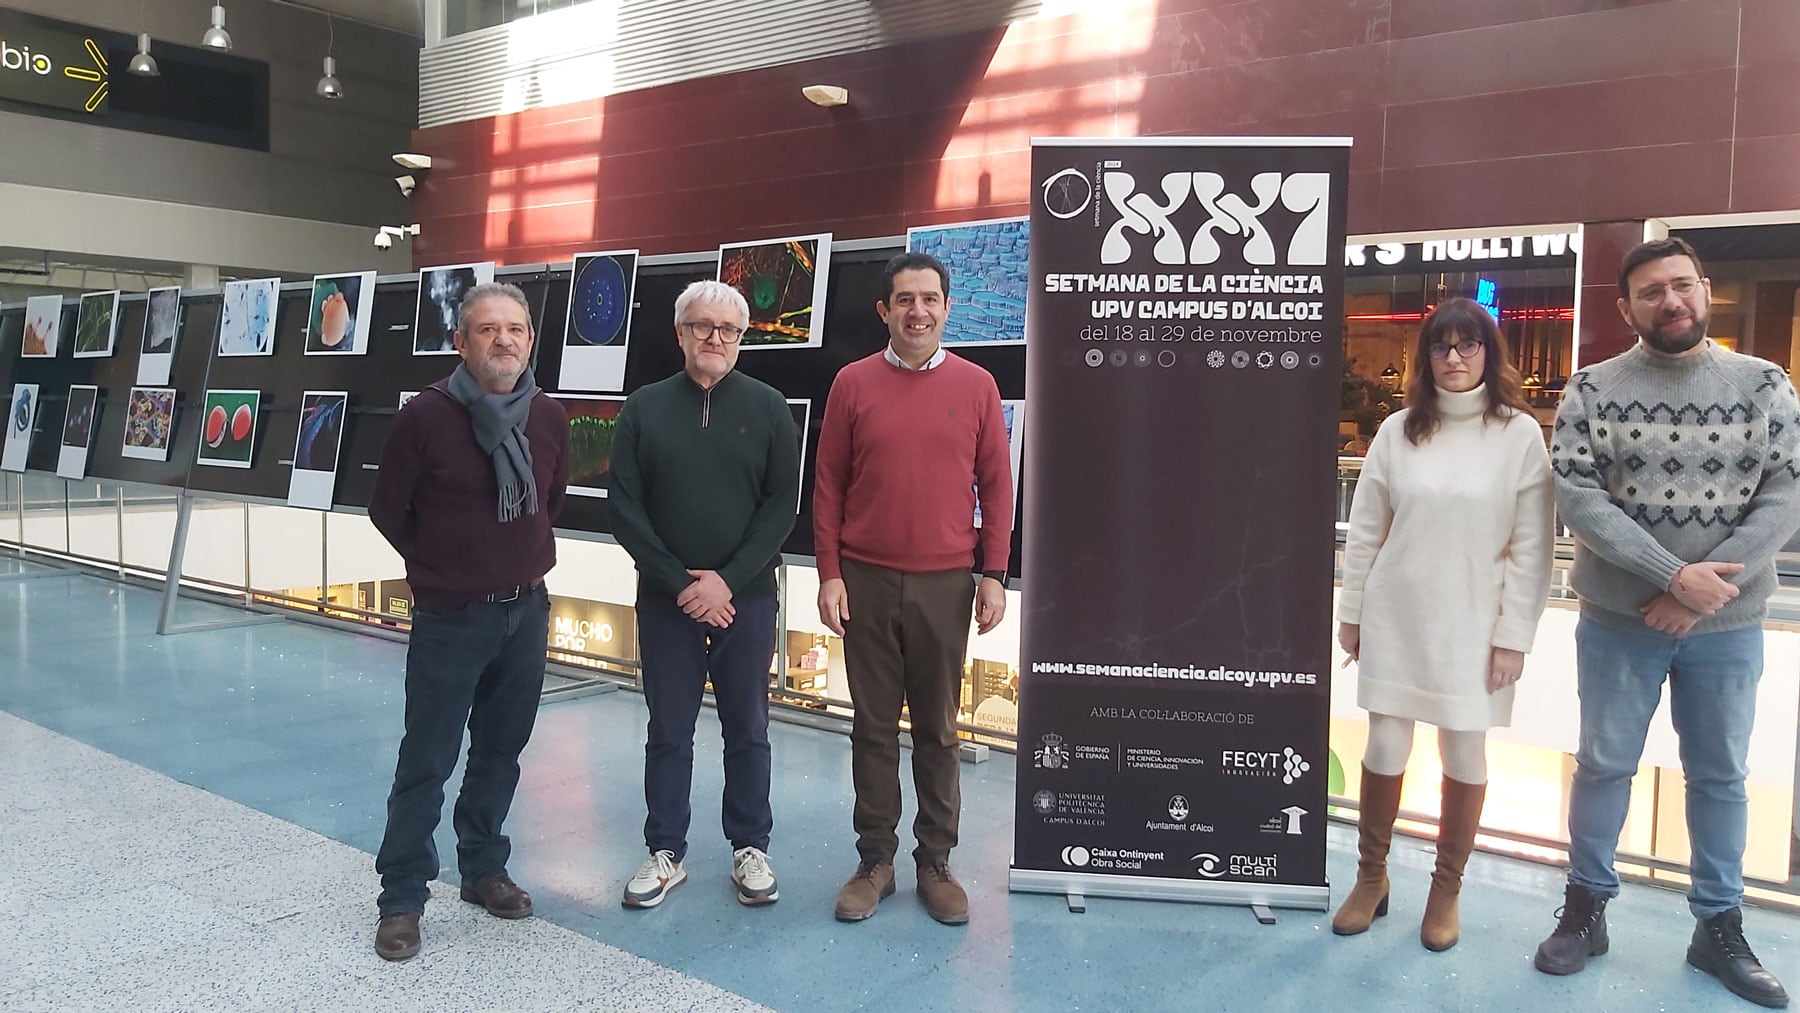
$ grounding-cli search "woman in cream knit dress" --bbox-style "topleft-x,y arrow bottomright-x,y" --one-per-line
1332,297 -> 1555,951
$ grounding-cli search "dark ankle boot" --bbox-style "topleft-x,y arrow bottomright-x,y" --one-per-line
1533,883 -> 1609,975
1687,907 -> 1789,1008
1332,765 -> 1403,936
1420,776 -> 1484,951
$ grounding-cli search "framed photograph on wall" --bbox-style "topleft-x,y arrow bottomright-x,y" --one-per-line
22,295 -> 61,358
3,384 -> 39,472
218,278 -> 280,357
138,286 -> 182,385
414,262 -> 495,355
196,389 -> 262,469
559,250 -> 638,390
288,390 -> 348,509
72,290 -> 120,359
549,393 -> 626,498
304,272 -> 378,355
906,216 -> 1029,346
120,386 -> 178,462
716,233 -> 831,349
57,384 -> 100,480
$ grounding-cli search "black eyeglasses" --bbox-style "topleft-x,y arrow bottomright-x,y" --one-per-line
681,321 -> 745,344
1428,339 -> 1484,360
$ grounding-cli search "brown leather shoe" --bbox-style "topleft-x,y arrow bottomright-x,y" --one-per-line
375,912 -> 421,962
834,859 -> 895,922
460,874 -> 533,919
917,860 -> 969,925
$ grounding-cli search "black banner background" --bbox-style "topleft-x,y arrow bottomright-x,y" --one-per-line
1012,138 -> 1349,902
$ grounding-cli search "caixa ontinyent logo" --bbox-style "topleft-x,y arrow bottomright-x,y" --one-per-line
1101,170 -> 1331,268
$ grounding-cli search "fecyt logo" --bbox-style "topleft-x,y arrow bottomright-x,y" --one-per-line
1,40 -> 53,75
1100,170 -> 1331,268
1219,747 -> 1312,785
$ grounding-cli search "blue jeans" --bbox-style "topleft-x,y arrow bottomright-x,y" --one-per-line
637,589 -> 776,862
1567,613 -> 1763,917
375,585 -> 550,915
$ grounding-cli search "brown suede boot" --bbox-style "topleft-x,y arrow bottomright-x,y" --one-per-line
1332,765 -> 1403,936
1421,775 -> 1486,952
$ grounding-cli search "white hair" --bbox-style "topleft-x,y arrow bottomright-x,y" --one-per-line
673,280 -> 749,329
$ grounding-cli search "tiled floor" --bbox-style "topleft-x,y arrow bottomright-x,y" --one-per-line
3,563 -> 1798,1011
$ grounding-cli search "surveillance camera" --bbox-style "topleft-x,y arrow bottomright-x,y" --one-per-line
373,230 -> 393,250
395,174 -> 415,197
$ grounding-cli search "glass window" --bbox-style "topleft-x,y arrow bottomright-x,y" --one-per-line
445,0 -> 598,37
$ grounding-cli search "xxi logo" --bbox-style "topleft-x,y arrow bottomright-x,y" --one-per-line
1099,171 -> 1331,268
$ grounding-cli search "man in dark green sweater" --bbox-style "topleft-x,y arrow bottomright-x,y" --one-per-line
609,279 -> 799,910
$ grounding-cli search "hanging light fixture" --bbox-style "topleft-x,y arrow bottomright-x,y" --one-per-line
315,14 -> 343,99
129,0 -> 160,76
128,32 -> 160,75
201,4 -> 232,50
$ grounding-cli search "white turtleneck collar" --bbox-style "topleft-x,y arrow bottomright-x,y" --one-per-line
1435,383 -> 1489,420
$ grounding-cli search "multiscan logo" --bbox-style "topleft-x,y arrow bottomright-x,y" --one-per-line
1,40 -> 53,75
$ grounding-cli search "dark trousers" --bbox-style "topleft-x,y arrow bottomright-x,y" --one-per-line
839,557 -> 975,866
375,585 -> 549,915
638,589 -> 776,862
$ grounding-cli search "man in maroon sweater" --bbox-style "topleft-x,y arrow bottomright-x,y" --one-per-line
366,282 -> 569,961
815,251 -> 1014,926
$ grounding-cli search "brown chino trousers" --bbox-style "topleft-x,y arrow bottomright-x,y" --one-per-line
839,557 -> 976,866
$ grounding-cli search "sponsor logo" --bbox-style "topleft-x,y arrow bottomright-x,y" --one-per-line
1167,795 -> 1189,821
1258,806 -> 1308,836
1073,847 -> 1164,871
1220,746 -> 1312,785
1035,733 -> 1071,770
1099,169 -> 1331,267
1123,747 -> 1205,772
1037,790 -> 1106,827
1194,853 -> 1280,879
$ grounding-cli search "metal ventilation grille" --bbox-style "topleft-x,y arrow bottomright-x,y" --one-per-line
420,0 -> 1043,129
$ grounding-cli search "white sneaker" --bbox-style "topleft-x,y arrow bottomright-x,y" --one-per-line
623,850 -> 685,908
732,847 -> 779,905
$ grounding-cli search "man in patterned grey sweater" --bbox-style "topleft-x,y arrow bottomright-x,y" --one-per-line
1537,236 -> 1800,1009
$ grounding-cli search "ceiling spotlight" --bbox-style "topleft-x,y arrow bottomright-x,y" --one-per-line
201,4 -> 232,50
394,174 -> 416,196
802,84 -> 849,108
128,32 -> 160,77
316,56 -> 343,99
392,152 -> 432,171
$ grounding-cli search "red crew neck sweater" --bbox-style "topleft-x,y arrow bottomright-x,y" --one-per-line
813,351 -> 1013,580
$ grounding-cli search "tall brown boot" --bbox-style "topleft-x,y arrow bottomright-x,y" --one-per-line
1420,775 -> 1486,952
1332,765 -> 1403,935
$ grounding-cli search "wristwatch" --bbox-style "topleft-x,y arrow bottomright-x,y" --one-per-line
981,570 -> 1008,584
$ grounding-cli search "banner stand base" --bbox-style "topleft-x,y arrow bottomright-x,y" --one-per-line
1010,868 -> 1328,917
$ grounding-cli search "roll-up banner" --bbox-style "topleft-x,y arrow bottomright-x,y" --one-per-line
1011,137 -> 1350,911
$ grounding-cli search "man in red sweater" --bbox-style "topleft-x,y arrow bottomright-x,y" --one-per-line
814,251 -> 1014,926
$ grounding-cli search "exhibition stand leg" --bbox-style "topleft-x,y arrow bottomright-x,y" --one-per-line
155,490 -> 285,636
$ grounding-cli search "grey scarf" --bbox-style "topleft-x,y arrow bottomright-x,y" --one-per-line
446,363 -> 539,522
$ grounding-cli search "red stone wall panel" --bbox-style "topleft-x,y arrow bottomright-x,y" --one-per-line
411,1 -> 1800,267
